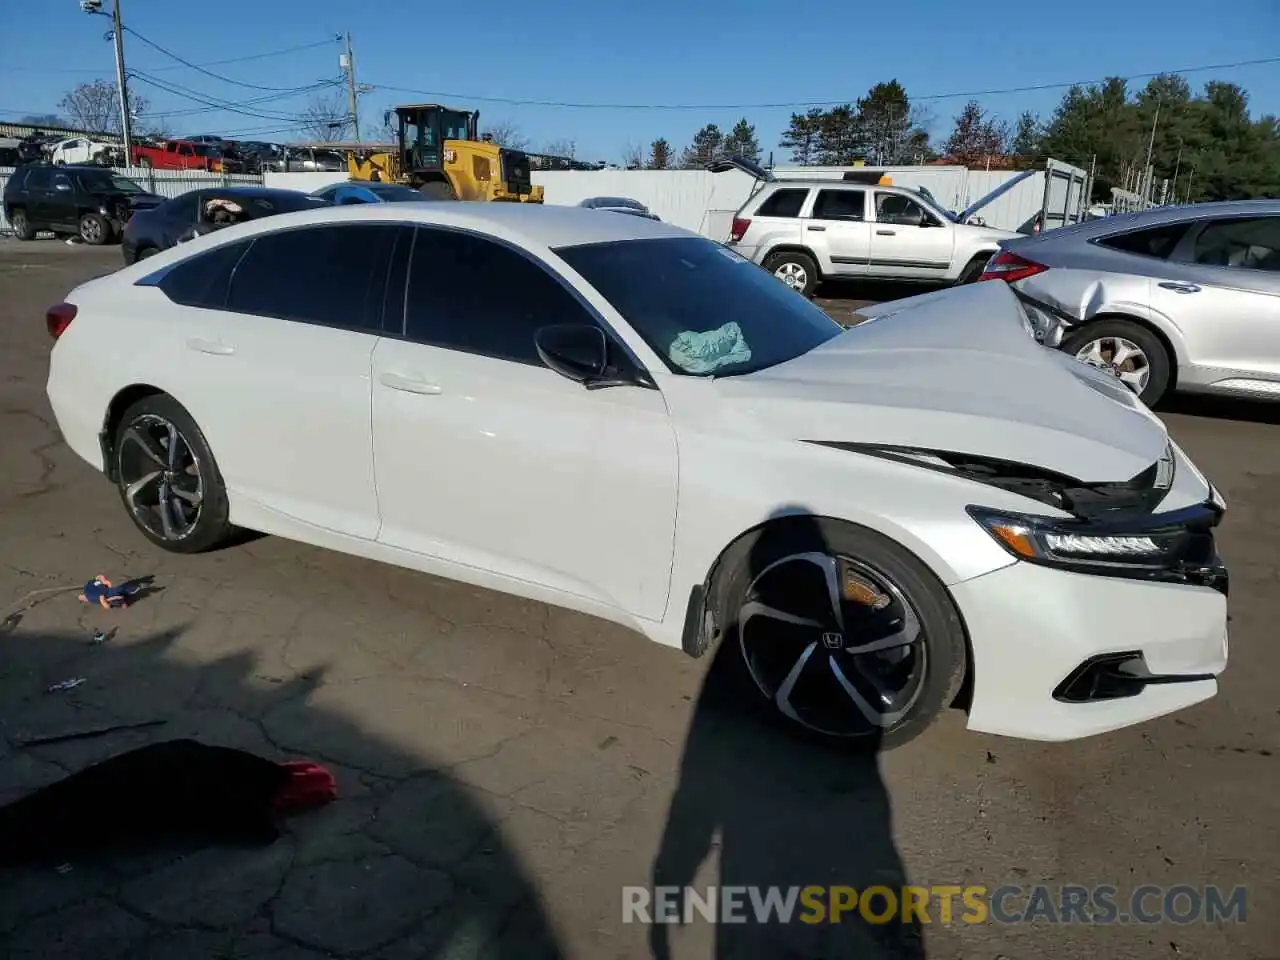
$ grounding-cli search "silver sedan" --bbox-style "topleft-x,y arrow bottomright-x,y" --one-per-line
980,199 -> 1280,406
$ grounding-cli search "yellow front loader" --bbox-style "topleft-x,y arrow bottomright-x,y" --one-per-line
345,104 -> 543,203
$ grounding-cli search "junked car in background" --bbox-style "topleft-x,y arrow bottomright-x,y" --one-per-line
577,196 -> 660,220
3,164 -> 162,245
309,181 -> 439,205
121,186 -> 325,264
726,172 -> 1021,297
979,199 -> 1280,406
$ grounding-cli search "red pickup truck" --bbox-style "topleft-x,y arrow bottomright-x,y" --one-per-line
130,139 -> 239,172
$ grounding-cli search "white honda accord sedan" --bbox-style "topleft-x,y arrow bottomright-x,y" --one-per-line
44,202 -> 1229,748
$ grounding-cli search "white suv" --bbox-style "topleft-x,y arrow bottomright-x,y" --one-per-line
728,180 -> 1020,297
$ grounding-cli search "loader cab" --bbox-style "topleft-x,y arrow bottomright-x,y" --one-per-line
390,104 -> 479,174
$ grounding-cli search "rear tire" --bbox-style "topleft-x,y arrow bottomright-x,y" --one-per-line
716,517 -> 967,751
113,394 -> 234,554
1060,318 -> 1171,406
9,208 -> 35,241
419,179 -> 456,201
957,254 -> 990,284
762,250 -> 819,298
136,246 -> 159,261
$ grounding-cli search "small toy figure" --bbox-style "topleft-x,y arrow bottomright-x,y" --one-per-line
77,576 -> 138,610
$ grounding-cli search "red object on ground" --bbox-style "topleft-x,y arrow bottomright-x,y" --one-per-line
272,760 -> 337,815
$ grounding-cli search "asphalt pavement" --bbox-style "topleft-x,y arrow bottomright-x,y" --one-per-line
0,240 -> 1276,960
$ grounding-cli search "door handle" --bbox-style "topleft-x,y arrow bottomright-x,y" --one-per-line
379,372 -> 442,395
185,337 -> 234,355
1158,281 -> 1201,294
876,230 -> 896,236
806,225 -> 826,231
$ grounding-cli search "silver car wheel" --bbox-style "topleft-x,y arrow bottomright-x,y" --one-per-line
738,552 -> 927,737
117,413 -> 204,542
1075,336 -> 1150,394
774,261 -> 808,291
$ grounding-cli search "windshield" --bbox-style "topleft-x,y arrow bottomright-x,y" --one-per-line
555,237 -> 843,377
192,144 -> 219,157
78,171 -> 144,194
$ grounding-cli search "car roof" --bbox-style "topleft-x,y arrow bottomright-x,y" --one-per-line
157,200 -> 695,248
1012,199 -> 1280,248
186,186 -> 316,201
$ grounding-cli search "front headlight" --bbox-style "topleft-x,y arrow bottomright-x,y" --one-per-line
966,503 -> 1227,591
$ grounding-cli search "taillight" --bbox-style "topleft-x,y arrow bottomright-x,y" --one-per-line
729,217 -> 751,243
46,302 -> 77,340
978,250 -> 1048,284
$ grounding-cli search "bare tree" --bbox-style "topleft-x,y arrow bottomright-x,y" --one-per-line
480,120 -> 528,151
621,142 -> 644,169
299,91 -> 351,142
58,80 -> 149,137
542,138 -> 576,158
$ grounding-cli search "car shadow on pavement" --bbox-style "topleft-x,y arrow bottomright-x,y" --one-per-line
0,627 -> 566,960
1157,392 -> 1280,426
651,512 -> 925,960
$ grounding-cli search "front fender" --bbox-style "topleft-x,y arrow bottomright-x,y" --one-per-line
651,424 -> 1044,647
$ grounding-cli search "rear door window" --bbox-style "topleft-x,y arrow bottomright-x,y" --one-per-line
1096,223 -> 1191,259
812,189 -> 866,222
226,223 -> 396,333
153,239 -> 252,309
755,188 -> 809,218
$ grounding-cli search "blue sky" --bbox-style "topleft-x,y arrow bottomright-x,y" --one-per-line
4,0 -> 1278,163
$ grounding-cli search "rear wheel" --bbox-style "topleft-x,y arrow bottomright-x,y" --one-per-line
137,247 -> 159,260
113,394 -> 233,554
957,254 -> 991,284
762,250 -> 819,298
718,518 -> 967,750
9,208 -> 35,241
419,179 -> 456,201
1061,318 -> 1171,406
79,212 -> 110,245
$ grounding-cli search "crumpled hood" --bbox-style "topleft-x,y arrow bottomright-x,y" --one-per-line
716,281 -> 1168,482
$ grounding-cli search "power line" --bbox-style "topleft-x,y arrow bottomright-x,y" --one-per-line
132,71 -> 341,120
368,55 -> 1280,111
123,26 -> 340,92
2,37 -> 339,76
130,71 -> 343,123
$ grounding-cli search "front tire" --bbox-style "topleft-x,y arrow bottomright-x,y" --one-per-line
9,208 -> 35,241
79,212 -> 111,245
717,517 -> 967,750
762,250 -> 819,298
113,394 -> 234,554
1061,318 -> 1170,406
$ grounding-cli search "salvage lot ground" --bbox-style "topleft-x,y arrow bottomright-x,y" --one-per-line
0,240 -> 1276,960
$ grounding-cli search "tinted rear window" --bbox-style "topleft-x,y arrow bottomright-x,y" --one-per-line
1096,223 -> 1191,259
555,236 -> 842,376
755,188 -> 808,218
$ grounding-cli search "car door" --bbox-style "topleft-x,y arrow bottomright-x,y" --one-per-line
803,188 -> 871,277
21,166 -> 55,227
163,222 -> 396,539
868,191 -> 955,280
370,224 -> 679,619
49,171 -> 80,231
1150,214 -> 1280,380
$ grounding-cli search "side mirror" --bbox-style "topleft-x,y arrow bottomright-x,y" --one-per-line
534,324 -> 645,390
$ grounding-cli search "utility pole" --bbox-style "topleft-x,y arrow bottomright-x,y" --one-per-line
1171,144 -> 1182,206
341,32 -> 359,142
81,0 -> 133,160
111,1 -> 132,158
1141,101 -> 1160,203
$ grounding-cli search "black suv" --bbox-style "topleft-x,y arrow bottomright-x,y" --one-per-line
3,163 -> 164,245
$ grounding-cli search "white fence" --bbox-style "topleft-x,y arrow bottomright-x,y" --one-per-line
0,166 -> 263,234
530,162 -> 1085,237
